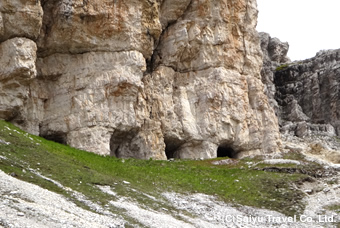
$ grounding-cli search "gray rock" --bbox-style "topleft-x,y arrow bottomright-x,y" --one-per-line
259,32 -> 290,117
260,32 -> 340,139
0,1 -> 43,42
275,49 -> 340,137
323,187 -> 331,193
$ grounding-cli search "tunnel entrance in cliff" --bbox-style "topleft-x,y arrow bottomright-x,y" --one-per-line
217,145 -> 237,158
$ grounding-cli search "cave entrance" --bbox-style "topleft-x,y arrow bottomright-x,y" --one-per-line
217,145 -> 237,158
164,138 -> 182,159
109,129 -> 138,158
165,146 -> 174,159
41,132 -> 67,145
165,142 -> 177,159
110,131 -> 125,157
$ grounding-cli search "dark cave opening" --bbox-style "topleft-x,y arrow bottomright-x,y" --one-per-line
164,138 -> 182,159
41,132 -> 67,145
165,143 -> 176,159
110,132 -> 124,157
217,145 -> 237,158
109,129 -> 138,157
110,142 -> 120,157
165,149 -> 174,159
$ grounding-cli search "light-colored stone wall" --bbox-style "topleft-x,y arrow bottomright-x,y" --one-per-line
0,0 -> 281,159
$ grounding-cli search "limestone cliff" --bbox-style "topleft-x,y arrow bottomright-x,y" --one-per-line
0,0 -> 281,159
260,33 -> 340,138
276,49 -> 340,138
259,32 -> 290,115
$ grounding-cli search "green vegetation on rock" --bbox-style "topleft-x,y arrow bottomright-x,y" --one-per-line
275,64 -> 289,71
325,204 -> 340,214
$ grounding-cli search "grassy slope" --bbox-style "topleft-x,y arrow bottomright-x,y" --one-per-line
0,120 -> 308,217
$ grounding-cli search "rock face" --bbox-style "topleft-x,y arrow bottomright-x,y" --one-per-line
0,0 -> 281,159
275,49 -> 340,137
0,0 -> 43,133
0,38 -> 38,122
260,32 -> 340,138
259,32 -> 290,115
0,0 -> 43,42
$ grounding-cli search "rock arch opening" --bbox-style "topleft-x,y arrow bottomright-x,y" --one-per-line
217,145 -> 237,158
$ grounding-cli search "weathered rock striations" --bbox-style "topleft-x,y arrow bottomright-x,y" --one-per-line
0,0 -> 281,159
275,49 -> 340,138
0,0 -> 43,134
259,32 -> 290,116
260,32 -> 340,139
0,38 -> 38,123
0,0 -> 43,42
37,0 -> 162,59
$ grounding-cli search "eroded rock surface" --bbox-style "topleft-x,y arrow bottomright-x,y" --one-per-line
0,0 -> 43,42
0,38 -> 39,131
260,32 -> 340,143
275,50 -> 340,138
0,0 -> 281,159
0,0 -> 43,133
37,0 -> 162,59
259,32 -> 290,116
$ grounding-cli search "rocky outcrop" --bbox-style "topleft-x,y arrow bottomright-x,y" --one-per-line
0,0 -> 43,133
0,38 -> 38,124
275,49 -> 340,137
141,0 -> 281,159
260,33 -> 340,138
0,0 -> 43,42
0,0 -> 281,159
259,32 -> 290,115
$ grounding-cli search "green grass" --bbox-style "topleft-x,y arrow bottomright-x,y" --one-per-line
0,120 -> 311,216
324,204 -> 340,228
325,204 -> 340,214
275,64 -> 289,71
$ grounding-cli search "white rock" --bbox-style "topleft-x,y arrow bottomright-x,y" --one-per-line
0,0 -> 281,160
262,159 -> 301,165
0,38 -> 37,126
